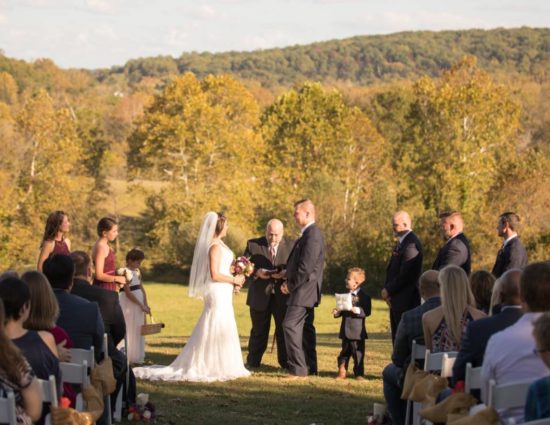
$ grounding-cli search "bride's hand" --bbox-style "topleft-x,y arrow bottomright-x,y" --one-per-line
234,275 -> 245,287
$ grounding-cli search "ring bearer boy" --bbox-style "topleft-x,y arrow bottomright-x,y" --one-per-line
333,267 -> 372,380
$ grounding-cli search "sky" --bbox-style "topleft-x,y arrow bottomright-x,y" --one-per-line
0,0 -> 549,69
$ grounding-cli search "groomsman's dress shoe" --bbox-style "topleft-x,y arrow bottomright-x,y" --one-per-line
245,363 -> 260,371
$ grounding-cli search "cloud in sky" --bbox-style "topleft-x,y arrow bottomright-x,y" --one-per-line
1,0 -> 548,68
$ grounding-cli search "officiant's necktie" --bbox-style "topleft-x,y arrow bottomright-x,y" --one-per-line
269,246 -> 276,263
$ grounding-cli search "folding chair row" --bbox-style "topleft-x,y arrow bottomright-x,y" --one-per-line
0,391 -> 17,425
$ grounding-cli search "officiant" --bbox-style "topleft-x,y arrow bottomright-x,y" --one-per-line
244,219 -> 294,370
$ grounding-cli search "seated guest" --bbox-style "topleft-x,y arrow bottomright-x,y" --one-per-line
70,251 -> 136,411
42,254 -> 104,362
482,262 -> 550,424
488,275 -> 504,316
423,265 -> 485,353
383,270 -> 441,425
0,298 -> 42,425
469,270 -> 495,314
452,269 -> 523,386
22,271 -> 76,406
0,277 -> 60,425
525,312 -> 550,421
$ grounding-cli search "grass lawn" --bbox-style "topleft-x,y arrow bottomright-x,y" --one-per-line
132,283 -> 392,425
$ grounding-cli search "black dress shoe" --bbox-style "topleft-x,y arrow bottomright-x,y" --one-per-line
245,363 -> 260,371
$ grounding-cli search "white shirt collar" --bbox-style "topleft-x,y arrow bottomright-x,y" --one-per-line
300,221 -> 315,235
503,233 -> 518,247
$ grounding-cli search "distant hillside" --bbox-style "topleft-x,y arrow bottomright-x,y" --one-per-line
102,27 -> 550,86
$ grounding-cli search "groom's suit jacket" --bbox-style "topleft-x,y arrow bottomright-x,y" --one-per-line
245,236 -> 293,311
384,231 -> 423,314
286,223 -> 325,308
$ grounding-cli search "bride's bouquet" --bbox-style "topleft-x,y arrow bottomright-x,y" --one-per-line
230,256 -> 254,277
230,256 -> 254,293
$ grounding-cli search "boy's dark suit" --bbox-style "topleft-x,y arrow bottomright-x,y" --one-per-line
432,232 -> 471,275
384,231 -> 423,342
336,288 -> 372,377
244,236 -> 293,368
491,237 -> 528,278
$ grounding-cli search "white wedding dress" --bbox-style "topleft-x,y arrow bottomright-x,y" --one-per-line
133,242 -> 250,382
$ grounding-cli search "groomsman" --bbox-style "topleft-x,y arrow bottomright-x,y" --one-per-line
432,211 -> 471,275
244,219 -> 293,369
381,211 -> 423,343
282,199 -> 325,379
491,212 -> 528,278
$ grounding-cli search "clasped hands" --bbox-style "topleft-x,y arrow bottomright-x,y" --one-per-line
332,307 -> 361,317
232,274 -> 246,293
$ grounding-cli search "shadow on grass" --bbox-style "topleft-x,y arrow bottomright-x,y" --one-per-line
136,374 -> 382,425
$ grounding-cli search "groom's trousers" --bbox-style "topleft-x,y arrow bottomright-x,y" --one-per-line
283,306 -> 317,376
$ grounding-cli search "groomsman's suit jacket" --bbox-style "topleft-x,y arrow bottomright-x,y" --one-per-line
286,223 -> 325,307
54,289 -> 105,362
452,306 -> 523,384
337,289 -> 372,340
384,231 -> 423,314
432,232 -> 471,275
245,236 -> 293,311
491,237 -> 528,278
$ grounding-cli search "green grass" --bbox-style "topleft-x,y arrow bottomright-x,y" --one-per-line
134,283 -> 392,425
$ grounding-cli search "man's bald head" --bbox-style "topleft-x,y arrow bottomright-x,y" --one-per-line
266,219 -> 284,246
499,269 -> 522,306
438,211 -> 464,239
419,270 -> 440,299
392,211 -> 412,236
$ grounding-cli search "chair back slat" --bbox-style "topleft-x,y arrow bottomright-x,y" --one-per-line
70,346 -> 95,368
465,363 -> 482,393
488,379 -> 532,409
0,391 -> 17,425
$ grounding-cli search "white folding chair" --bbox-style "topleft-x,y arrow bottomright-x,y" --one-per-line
0,390 -> 17,425
411,350 -> 458,425
465,362 -> 482,394
38,375 -> 59,425
70,346 -> 95,369
488,378 -> 532,410
60,360 -> 89,411
404,340 -> 427,425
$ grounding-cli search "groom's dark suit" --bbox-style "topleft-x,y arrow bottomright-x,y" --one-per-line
283,222 -> 325,376
384,231 -> 423,342
244,236 -> 293,368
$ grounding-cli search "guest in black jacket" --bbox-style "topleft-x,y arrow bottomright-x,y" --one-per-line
452,269 -> 523,386
492,212 -> 528,278
332,267 -> 372,380
43,254 -> 104,362
69,251 -> 136,414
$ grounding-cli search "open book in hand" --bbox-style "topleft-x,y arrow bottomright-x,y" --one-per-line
335,293 -> 353,311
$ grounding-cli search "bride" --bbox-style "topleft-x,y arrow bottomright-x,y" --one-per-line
133,211 -> 251,382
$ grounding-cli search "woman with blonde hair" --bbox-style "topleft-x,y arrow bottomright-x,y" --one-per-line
0,298 -> 42,425
423,265 -> 486,352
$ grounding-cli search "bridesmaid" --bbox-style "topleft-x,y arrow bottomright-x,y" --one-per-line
37,211 -> 71,271
92,217 -> 126,291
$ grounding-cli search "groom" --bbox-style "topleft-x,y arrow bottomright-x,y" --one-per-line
282,199 -> 325,379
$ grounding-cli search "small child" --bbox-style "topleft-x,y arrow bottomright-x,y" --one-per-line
332,267 -> 372,380
119,248 -> 150,364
